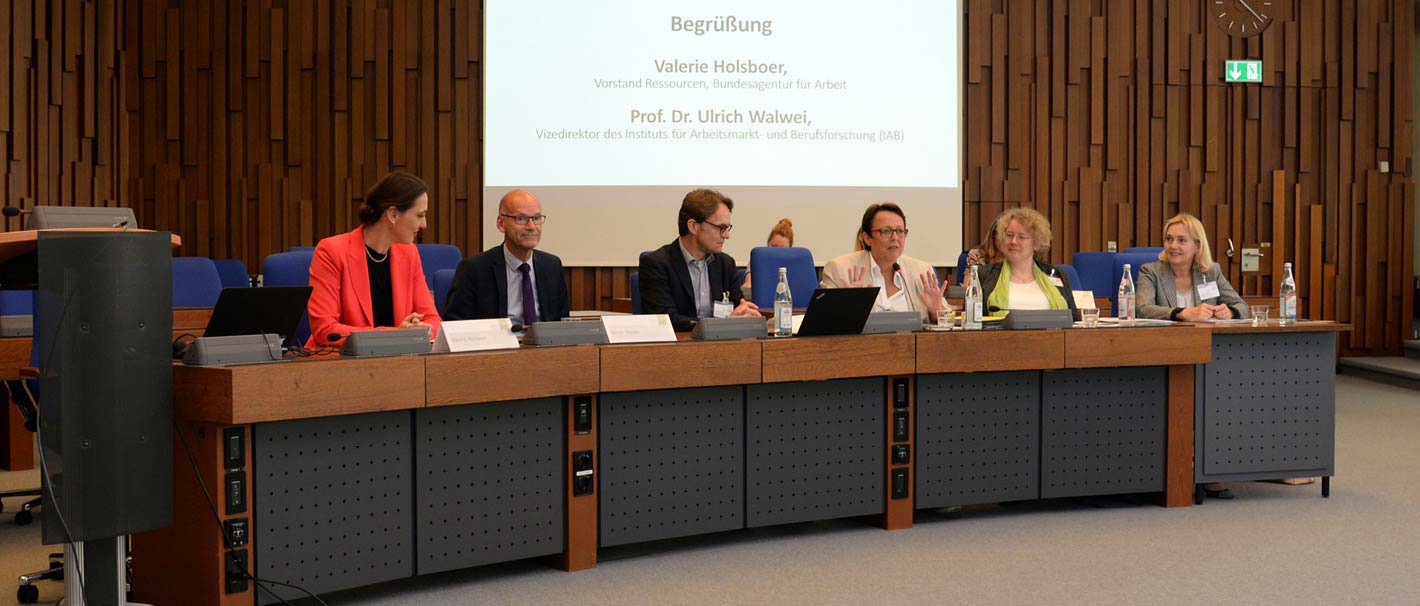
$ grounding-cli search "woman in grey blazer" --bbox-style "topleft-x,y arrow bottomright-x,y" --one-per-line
1136,213 -> 1249,322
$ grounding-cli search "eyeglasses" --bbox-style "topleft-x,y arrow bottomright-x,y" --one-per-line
871,228 -> 909,238
699,220 -> 733,235
499,213 -> 547,226
1002,231 -> 1034,243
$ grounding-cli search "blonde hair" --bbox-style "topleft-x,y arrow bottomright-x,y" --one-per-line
993,207 -> 1052,257
1159,213 -> 1215,272
767,218 -> 794,246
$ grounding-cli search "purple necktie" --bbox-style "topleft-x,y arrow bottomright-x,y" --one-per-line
518,262 -> 538,327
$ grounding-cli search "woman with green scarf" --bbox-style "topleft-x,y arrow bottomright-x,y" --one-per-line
976,208 -> 1078,316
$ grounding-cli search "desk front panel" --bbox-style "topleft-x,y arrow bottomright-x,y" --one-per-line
915,371 -> 1040,509
252,410 -> 415,604
598,386 -> 744,547
1040,367 -> 1167,499
1197,331 -> 1337,482
745,378 -> 884,527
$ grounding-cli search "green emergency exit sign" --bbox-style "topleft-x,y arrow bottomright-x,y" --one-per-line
1225,60 -> 1262,83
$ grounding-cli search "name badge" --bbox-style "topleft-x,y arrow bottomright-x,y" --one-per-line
713,299 -> 733,318
431,319 -> 520,353
602,314 -> 678,343
1050,276 -> 1065,288
1197,281 -> 1221,300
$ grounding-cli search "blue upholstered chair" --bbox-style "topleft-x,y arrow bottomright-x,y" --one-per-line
171,257 -> 224,309
1053,263 -> 1083,293
287,246 -> 316,252
1111,251 -> 1158,315
1124,246 -> 1164,256
432,268 -> 456,317
748,246 -> 817,309
213,259 -> 251,288
1070,251 -> 1116,298
261,251 -> 315,345
417,244 -> 464,290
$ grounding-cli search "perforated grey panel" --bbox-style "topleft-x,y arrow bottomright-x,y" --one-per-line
1198,332 -> 1336,481
253,411 -> 413,604
415,399 -> 564,575
599,386 -> 743,547
1041,368 -> 1166,499
745,379 -> 883,527
915,371 -> 1039,508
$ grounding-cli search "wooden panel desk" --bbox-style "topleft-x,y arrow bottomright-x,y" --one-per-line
134,326 -> 1242,606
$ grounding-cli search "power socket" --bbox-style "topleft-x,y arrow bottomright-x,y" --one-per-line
224,518 -> 249,547
573,397 -> 593,434
892,378 -> 909,408
223,427 -> 245,469
892,444 -> 911,465
572,450 -> 594,496
893,411 -> 909,442
891,468 -> 909,499
225,472 -> 246,515
225,550 -> 249,594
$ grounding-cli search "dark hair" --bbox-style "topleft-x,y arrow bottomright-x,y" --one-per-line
359,172 -> 429,225
856,202 -> 906,251
767,218 -> 794,246
677,189 -> 734,236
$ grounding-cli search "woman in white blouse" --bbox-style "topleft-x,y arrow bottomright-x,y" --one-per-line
819,202 -> 946,323
976,207 -> 1077,314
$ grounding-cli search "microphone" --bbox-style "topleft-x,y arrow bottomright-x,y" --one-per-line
891,262 -> 901,275
327,332 -> 348,342
2,206 -> 31,217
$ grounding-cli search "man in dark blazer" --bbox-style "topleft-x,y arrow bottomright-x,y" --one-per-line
444,190 -> 571,326
639,188 -> 759,332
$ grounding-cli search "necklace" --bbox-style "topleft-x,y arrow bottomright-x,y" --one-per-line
365,245 -> 389,263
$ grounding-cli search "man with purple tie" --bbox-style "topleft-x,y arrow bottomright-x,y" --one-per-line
443,190 -> 571,327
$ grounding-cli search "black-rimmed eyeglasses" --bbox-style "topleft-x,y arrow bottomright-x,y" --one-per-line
500,213 -> 547,226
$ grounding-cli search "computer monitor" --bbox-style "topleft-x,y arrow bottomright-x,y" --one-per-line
203,286 -> 313,347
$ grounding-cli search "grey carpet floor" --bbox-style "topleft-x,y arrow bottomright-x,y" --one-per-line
3,374 -> 1418,606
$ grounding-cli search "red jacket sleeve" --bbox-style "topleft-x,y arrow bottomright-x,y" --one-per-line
306,241 -> 363,347
409,258 -> 442,341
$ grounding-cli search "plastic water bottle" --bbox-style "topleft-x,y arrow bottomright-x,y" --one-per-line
774,267 -> 793,337
963,265 -> 983,330
1117,264 -> 1136,326
1279,262 -> 1297,326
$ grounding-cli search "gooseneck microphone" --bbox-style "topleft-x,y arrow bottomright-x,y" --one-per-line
2,206 -> 31,217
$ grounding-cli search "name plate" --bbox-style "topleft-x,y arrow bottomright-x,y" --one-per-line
602,314 -> 677,344
432,319 -> 520,353
1072,290 -> 1097,310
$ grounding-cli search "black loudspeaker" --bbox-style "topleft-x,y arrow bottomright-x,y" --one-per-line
36,231 -> 174,544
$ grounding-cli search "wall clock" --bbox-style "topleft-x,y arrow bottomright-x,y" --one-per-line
1213,0 -> 1274,38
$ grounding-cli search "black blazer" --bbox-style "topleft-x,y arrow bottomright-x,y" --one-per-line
443,245 -> 571,324
638,240 -> 745,332
978,259 -> 1079,315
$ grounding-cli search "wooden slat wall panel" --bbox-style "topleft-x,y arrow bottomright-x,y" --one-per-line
964,1 -> 1416,355
2,0 -> 483,275
1,1 -> 1414,354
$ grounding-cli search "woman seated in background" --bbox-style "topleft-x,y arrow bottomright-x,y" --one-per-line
961,215 -> 1003,284
741,218 -> 795,296
307,171 -> 442,347
820,203 -> 945,323
978,208 -> 1077,313
1136,213 -> 1249,322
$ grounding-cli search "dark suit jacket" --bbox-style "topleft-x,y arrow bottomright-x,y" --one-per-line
639,240 -> 745,332
443,245 -> 571,325
978,259 -> 1079,315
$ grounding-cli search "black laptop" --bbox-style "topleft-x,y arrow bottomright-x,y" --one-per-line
794,287 -> 879,337
203,286 -> 313,347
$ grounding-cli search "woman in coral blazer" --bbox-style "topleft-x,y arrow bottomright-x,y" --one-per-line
306,172 -> 441,347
